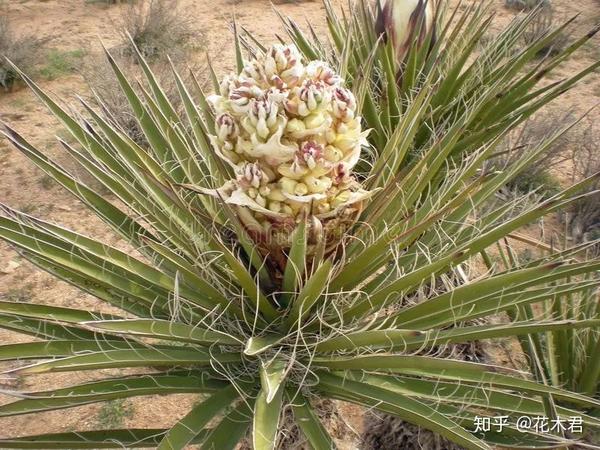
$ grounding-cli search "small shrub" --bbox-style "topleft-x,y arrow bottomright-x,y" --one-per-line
39,49 -> 86,80
17,203 -> 37,214
0,15 -> 43,91
505,0 -> 551,10
84,0 -> 204,148
272,0 -> 315,3
85,0 -> 126,4
2,282 -> 34,303
569,119 -> 600,246
38,174 -> 54,190
492,111 -> 572,198
96,399 -> 133,428
119,0 -> 201,62
521,6 -> 568,58
82,54 -> 205,148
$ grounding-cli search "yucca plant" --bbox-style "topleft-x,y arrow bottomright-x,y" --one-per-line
496,237 -> 600,443
1,1 -> 600,449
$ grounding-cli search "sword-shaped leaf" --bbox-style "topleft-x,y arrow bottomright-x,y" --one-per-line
84,319 -> 240,346
157,384 -> 239,450
0,372 -> 226,417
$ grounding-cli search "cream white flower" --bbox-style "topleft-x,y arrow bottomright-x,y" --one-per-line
201,44 -> 375,249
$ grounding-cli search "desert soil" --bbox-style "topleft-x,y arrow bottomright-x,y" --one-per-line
0,0 -> 599,448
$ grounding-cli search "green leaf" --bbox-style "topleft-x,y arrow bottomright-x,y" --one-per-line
0,301 -> 119,324
386,263 -> 600,328
170,60 -> 227,185
244,334 -> 285,356
316,320 -> 600,353
0,340 -> 136,361
348,372 -> 600,428
211,237 -> 278,323
0,126 -> 155,252
281,218 -> 308,306
233,18 -> 245,74
0,313 -> 98,341
253,364 -> 285,450
0,372 -> 226,417
315,329 -> 424,353
140,237 -> 244,319
8,348 -> 240,375
84,319 -> 240,346
318,372 -> 490,450
260,359 -> 288,404
102,45 -> 180,176
201,398 -> 255,450
157,384 -> 239,450
314,355 -> 600,409
0,212 -> 177,315
285,260 -> 333,330
0,429 -> 208,449
288,388 -> 336,450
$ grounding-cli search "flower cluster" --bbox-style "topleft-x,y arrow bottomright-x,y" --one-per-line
205,44 -> 372,246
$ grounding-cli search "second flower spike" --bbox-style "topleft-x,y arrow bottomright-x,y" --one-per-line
376,0 -> 435,62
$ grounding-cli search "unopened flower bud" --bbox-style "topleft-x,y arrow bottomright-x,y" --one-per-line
255,194 -> 267,208
238,162 -> 268,189
332,87 -> 356,121
229,81 -> 262,114
279,178 -> 298,195
286,118 -> 306,134
308,215 -> 324,244
304,113 -> 327,130
315,202 -> 331,215
252,44 -> 304,88
304,175 -> 332,194
332,190 -> 351,208
218,74 -> 238,97
248,97 -> 280,139
278,161 -> 308,180
287,80 -> 330,117
267,187 -> 286,202
294,182 -> 309,196
259,185 -> 271,197
298,141 -> 325,170
306,61 -> 341,86
376,0 -> 434,62
217,113 -> 238,141
268,201 -> 282,213
325,145 -> 343,162
332,163 -> 351,185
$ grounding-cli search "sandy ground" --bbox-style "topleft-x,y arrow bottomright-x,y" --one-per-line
0,0 -> 599,448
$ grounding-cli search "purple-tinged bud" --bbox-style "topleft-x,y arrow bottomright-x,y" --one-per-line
216,113 -> 238,141
332,87 -> 357,120
298,141 -> 325,170
376,0 -> 435,62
